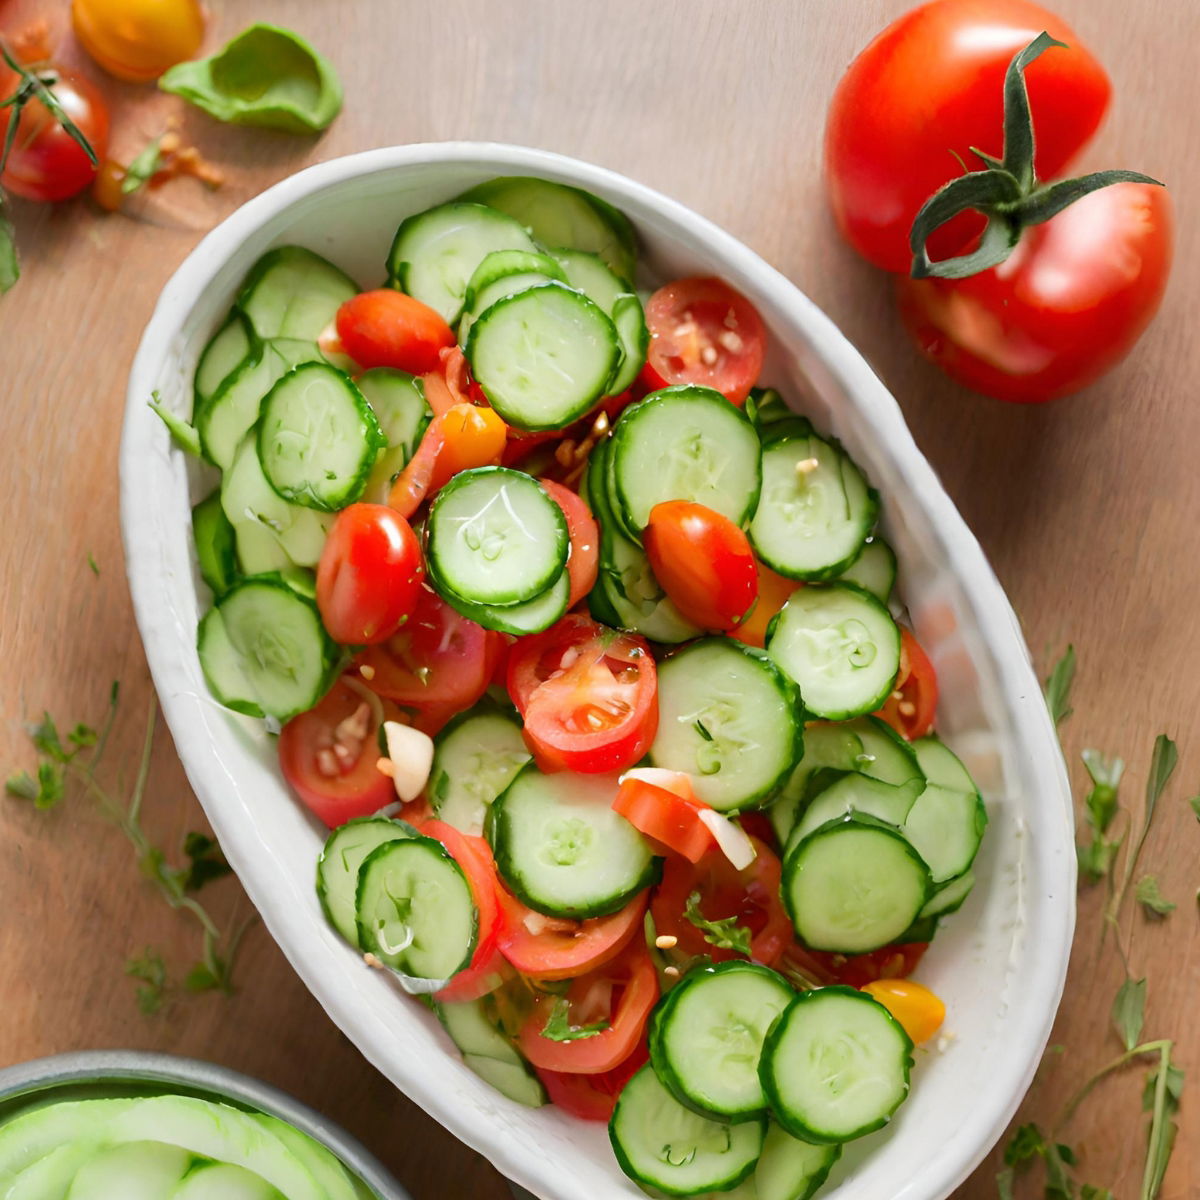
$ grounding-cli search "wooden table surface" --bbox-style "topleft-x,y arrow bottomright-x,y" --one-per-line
2,1 -> 1197,1196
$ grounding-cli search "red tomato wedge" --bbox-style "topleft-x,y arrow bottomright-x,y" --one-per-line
538,478 -> 600,609
652,837 -> 791,967
612,776 -> 715,864
875,627 -> 938,740
495,887 -> 647,982
517,942 -> 659,1074
357,588 -> 499,711
421,819 -> 510,1003
641,278 -> 766,406
278,679 -> 401,828
644,501 -> 758,631
506,616 -> 657,775
335,290 -> 456,374
536,1040 -> 649,1122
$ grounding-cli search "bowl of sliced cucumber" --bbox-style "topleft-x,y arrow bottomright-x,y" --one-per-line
0,1050 -> 405,1198
120,142 -> 1075,1200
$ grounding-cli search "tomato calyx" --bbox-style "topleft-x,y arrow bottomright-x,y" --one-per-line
909,32 -> 1163,281
0,43 -> 99,177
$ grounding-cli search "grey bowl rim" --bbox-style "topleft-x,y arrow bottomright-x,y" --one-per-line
0,1049 -> 409,1199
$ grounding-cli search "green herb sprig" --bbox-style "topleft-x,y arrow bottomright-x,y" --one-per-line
540,996 -> 609,1043
683,890 -> 753,957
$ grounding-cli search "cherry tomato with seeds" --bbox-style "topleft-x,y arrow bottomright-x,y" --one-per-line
538,478 -> 599,609
316,504 -> 424,646
644,501 -> 758,632
336,289 -> 456,375
875,627 -> 938,741
641,278 -> 766,406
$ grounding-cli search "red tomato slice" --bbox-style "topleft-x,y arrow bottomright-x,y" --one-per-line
651,837 -> 791,967
316,504 -> 424,645
517,942 -> 659,1074
421,819 -> 510,1002
356,588 -> 497,711
612,777 -> 715,864
642,278 -> 766,406
278,678 -> 401,828
537,478 -> 599,609
335,290 -> 456,374
875,627 -> 938,741
810,941 -> 931,989
644,500 -> 758,631
495,887 -> 647,982
506,615 -> 657,775
536,1039 -> 650,1122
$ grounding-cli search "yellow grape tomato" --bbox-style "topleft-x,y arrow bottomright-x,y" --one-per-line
72,0 -> 205,83
862,978 -> 946,1045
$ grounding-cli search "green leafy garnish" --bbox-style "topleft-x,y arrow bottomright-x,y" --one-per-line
87,552 -> 100,577
1189,796 -> 1200,823
540,997 -> 609,1042
159,24 -> 343,135
1112,976 -> 1146,1052
1077,750 -> 1124,886
6,686 -> 253,1011
122,136 -> 164,196
683,891 -> 752,957
0,196 -> 17,294
1044,644 -> 1076,727
1135,876 -> 1174,919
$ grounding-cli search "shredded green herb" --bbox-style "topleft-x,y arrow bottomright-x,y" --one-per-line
540,996 -> 609,1042
683,890 -> 752,957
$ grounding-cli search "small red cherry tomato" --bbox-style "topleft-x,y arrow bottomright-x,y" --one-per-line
537,478 -> 600,609
641,278 -> 766,406
644,501 -> 758,631
316,504 -> 424,646
875,628 -> 938,740
336,290 -> 456,374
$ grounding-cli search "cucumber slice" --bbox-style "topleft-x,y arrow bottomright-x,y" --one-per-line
457,269 -> 560,349
490,764 -> 656,918
785,771 -> 924,855
465,283 -> 620,431
171,1163 -> 283,1199
433,566 -> 571,636
783,814 -> 932,954
457,176 -> 637,282
464,249 -> 567,306
357,368 -> 431,504
238,246 -> 357,343
902,783 -> 988,884
437,998 -> 548,1108
768,717 -> 923,845
649,639 -> 802,812
920,868 -> 976,919
745,387 -> 793,433
767,583 -> 901,720
0,1100 -> 135,1179
388,202 -> 538,325
750,430 -> 877,581
66,1141 -> 192,1200
649,961 -> 795,1121
911,736 -> 977,792
462,1056 -> 547,1108
198,345 -> 292,471
197,577 -> 339,721
427,467 -> 568,606
317,817 -> 419,947
610,386 -> 762,536
753,1121 -> 842,1200
192,489 -> 239,596
356,836 -> 477,980
609,1064 -> 764,1197
8,1142 -> 98,1200
836,537 -> 896,603
251,1116 -> 360,1200
195,309 -> 255,417
222,436 -> 335,571
257,363 -> 385,512
759,986 -> 912,1144
429,705 -> 531,836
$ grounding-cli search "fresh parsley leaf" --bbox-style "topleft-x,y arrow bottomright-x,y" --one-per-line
1044,645 -> 1076,726
1003,1123 -> 1046,1166
32,712 -> 68,762
1112,976 -> 1146,1051
683,891 -> 752,957
1142,1062 -> 1185,1113
181,831 -> 231,892
126,948 -> 169,1015
540,997 -> 609,1042
35,761 -> 64,809
184,962 -> 220,993
121,136 -> 163,195
1077,838 -> 1118,886
1081,749 -> 1122,834
5,770 -> 37,800
1136,875 -> 1175,918
1042,1141 -> 1076,1198
68,723 -> 97,748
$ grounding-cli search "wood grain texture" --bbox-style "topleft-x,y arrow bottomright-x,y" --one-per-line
1,1 -> 1197,1196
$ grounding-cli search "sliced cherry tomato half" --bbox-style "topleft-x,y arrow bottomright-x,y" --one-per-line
495,887 -> 647,982
316,504 -> 424,646
862,978 -> 946,1045
336,289 -> 456,374
421,819 -> 510,1003
651,837 -> 791,967
875,627 -> 938,740
644,500 -> 758,631
612,776 -> 715,864
278,678 -> 401,828
356,587 -> 498,711
812,940 -> 931,989
731,560 -> 798,649
517,941 -> 659,1074
538,478 -> 600,609
536,1039 -> 650,1122
506,615 -> 658,774
641,278 -> 766,406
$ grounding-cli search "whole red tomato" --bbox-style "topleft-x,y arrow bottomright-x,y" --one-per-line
824,0 -> 1110,273
897,182 -> 1173,403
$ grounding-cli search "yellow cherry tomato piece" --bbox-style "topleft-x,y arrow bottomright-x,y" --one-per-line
862,978 -> 946,1045
731,560 -> 798,648
429,404 -> 508,491
72,0 -> 205,83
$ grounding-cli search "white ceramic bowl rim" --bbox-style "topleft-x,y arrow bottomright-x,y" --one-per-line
121,141 -> 1074,1200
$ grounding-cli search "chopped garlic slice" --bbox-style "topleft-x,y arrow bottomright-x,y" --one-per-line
696,808 -> 758,870
382,720 -> 434,802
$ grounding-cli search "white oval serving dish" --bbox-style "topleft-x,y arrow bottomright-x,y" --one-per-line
120,142 -> 1074,1200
